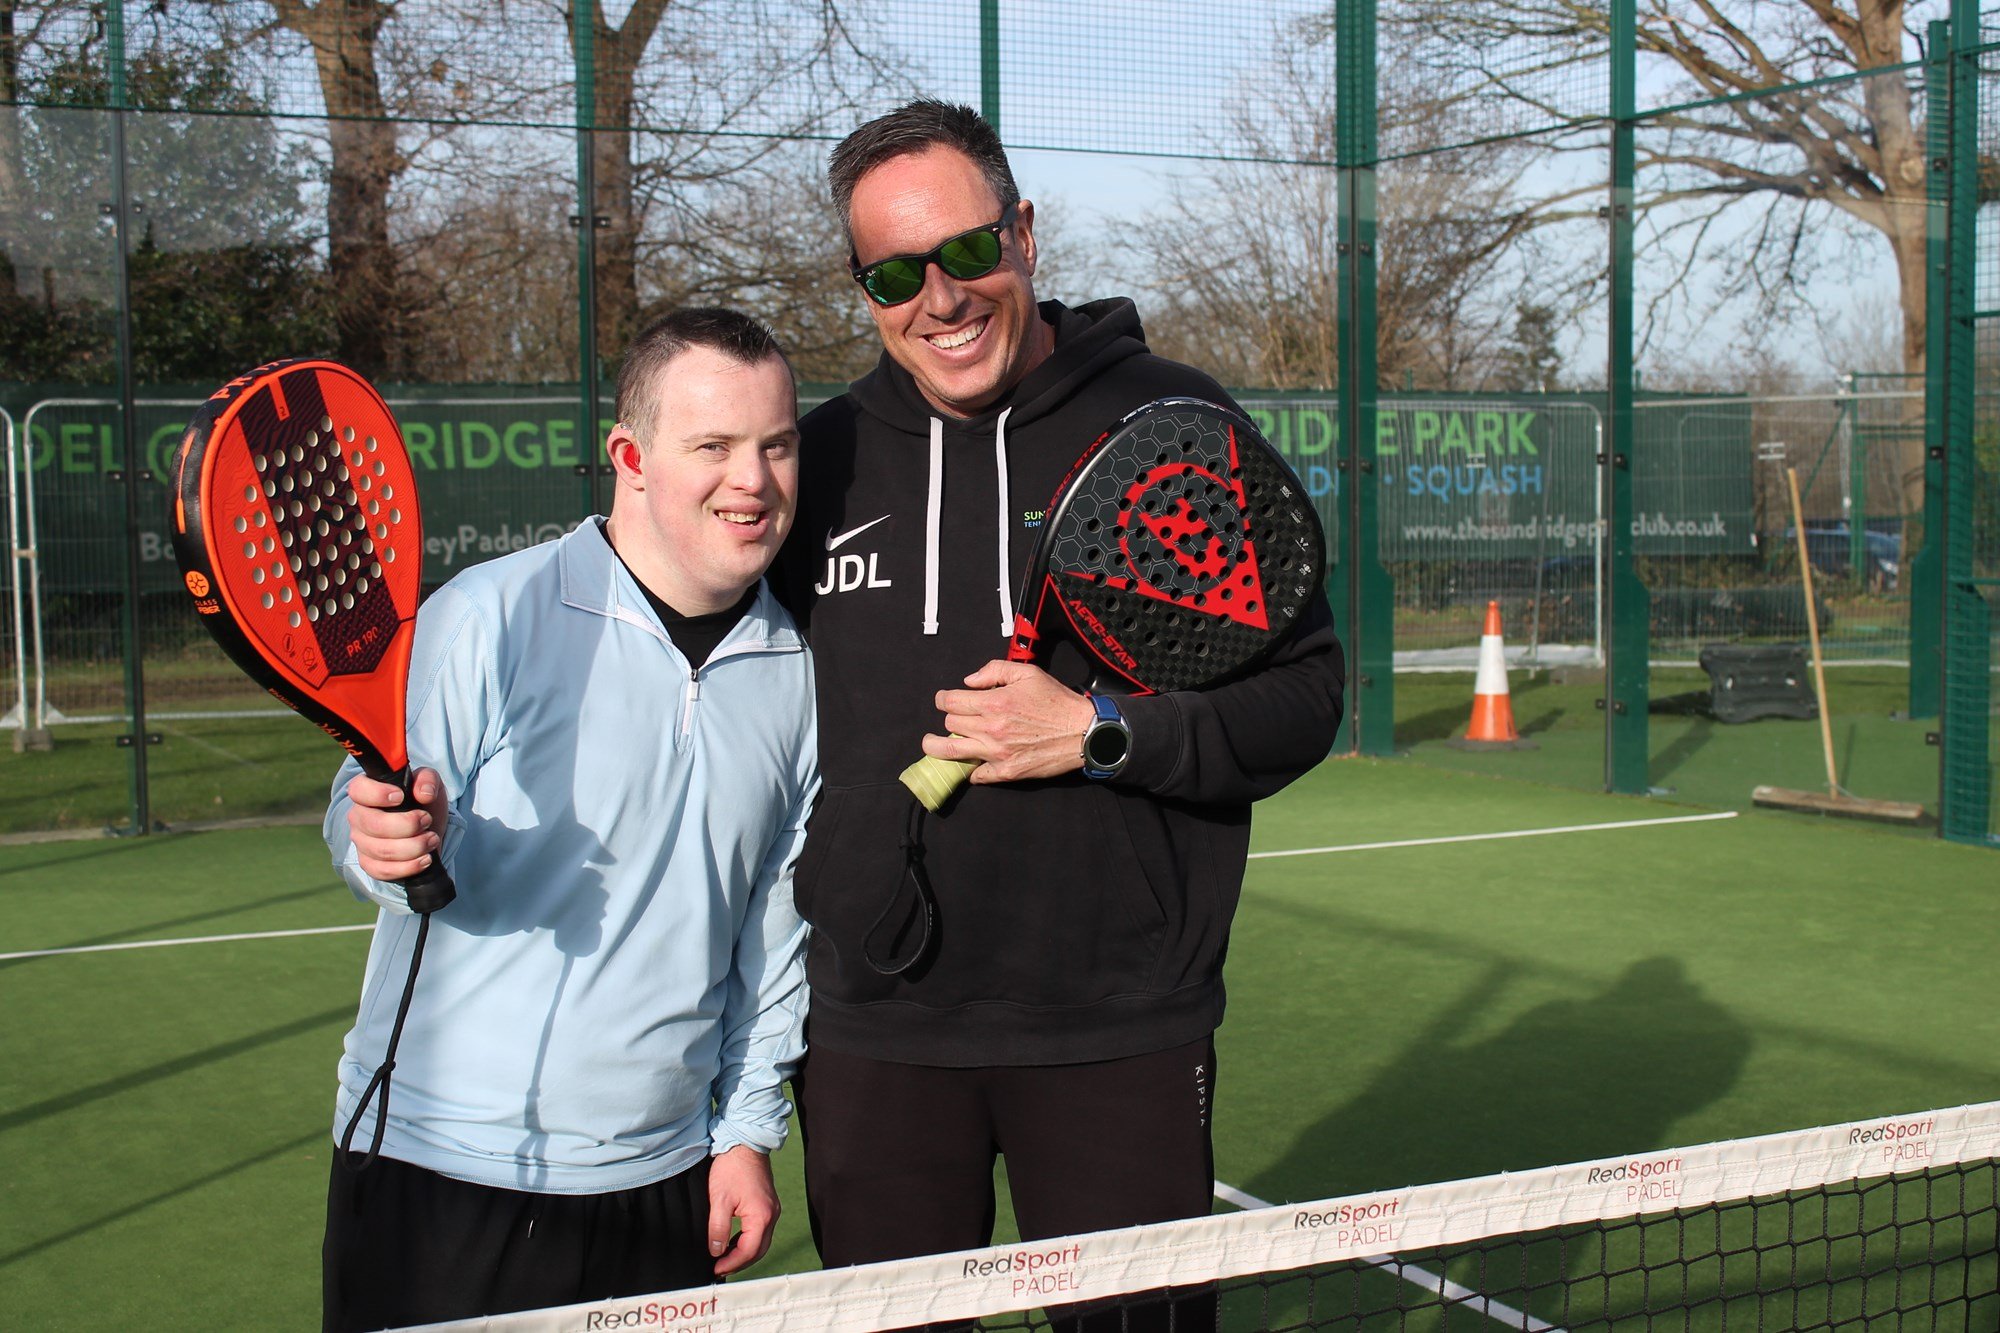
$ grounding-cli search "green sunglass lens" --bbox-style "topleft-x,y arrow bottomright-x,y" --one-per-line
866,260 -> 926,306
860,217 -> 1008,305
937,230 -> 1002,279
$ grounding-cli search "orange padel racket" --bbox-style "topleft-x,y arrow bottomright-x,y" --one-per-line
171,358 -> 452,1164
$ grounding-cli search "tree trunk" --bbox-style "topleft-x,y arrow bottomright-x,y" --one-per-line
322,112 -> 399,376
0,1 -> 23,269
1889,211 -> 1929,519
279,0 -> 401,378
584,0 -> 670,367
590,96 -> 639,363
1850,6 -> 1929,519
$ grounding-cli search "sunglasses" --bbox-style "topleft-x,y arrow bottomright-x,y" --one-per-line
849,202 -> 1019,307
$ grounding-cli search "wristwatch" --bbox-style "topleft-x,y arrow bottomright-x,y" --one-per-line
1080,693 -> 1132,781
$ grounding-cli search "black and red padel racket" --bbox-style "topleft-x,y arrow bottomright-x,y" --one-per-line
171,358 -> 453,1163
899,396 -> 1325,810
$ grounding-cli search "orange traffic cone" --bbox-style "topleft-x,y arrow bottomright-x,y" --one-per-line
1452,601 -> 1537,750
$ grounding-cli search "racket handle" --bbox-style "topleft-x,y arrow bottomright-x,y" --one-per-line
899,753 -> 979,812
384,766 -> 458,914
397,856 -> 457,915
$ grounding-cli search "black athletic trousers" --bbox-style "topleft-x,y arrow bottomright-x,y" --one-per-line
794,1036 -> 1220,1332
322,1151 -> 713,1332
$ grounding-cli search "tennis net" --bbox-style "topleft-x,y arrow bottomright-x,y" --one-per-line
409,1100 -> 2000,1332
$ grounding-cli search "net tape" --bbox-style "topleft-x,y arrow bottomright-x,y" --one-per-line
401,1100 -> 2000,1333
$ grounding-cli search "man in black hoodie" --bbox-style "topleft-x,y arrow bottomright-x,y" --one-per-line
775,100 -> 1345,1295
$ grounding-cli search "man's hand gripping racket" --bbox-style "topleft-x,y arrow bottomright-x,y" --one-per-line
899,397 -> 1325,810
171,358 -> 451,1164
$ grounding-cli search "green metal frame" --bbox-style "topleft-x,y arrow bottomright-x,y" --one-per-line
1603,0 -> 1649,793
41,1 -> 1993,843
1936,0 -> 1994,843
574,3 -> 603,519
980,0 -> 1001,132
1841,378 -> 1866,583
1336,0 -> 1393,756
1912,24 -> 1950,722
106,0 -> 154,834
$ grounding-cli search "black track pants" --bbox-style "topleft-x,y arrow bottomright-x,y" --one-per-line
795,1036 -> 1220,1332
322,1152 -> 713,1332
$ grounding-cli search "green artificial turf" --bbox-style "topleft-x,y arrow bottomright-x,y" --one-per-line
2,767 -> 1996,1327
0,664 -> 1968,840
1227,760 -> 1999,1208
0,711 -> 340,834
1391,666 -> 1942,826
0,830 -> 366,1326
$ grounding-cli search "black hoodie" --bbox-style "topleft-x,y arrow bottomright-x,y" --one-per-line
774,297 -> 1344,1067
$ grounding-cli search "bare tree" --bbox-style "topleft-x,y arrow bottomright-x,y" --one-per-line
575,0 -> 669,362
654,155 -> 882,382
1375,0 -> 1940,509
397,173 -> 580,382
0,3 -> 25,250
255,0 -> 404,378
1119,42 -> 1550,391
1,1 -> 84,293
395,149 -> 880,385
564,0 -> 898,362
174,0 -> 582,379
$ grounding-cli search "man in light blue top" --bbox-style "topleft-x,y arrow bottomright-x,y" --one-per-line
321,308 -> 816,1331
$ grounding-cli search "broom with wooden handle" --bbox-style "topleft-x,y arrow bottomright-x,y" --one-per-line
1750,467 -> 1924,823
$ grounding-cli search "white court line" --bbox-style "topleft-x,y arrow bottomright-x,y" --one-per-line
1213,1181 -> 1564,1332
8,813 -> 1738,960
1248,810 -> 1737,860
0,923 -> 373,961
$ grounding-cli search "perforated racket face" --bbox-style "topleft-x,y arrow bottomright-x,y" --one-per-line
1036,399 -> 1323,693
171,359 -> 423,773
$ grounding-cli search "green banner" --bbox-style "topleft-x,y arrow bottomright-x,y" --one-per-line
8,392 -> 597,591
1243,395 -> 1752,561
0,387 -> 1753,593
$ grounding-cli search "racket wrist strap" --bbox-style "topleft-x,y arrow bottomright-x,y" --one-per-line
337,912 -> 432,1173
863,799 -> 938,976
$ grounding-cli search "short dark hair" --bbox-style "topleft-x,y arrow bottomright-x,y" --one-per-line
827,99 -> 1019,241
615,307 -> 791,441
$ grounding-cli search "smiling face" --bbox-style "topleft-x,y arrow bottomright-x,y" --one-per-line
847,146 -> 1053,418
604,345 -> 799,615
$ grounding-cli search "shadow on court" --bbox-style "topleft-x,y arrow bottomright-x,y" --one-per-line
1395,696 -> 1473,744
0,883 -> 331,962
1245,955 -> 1751,1204
0,1128 -> 327,1271
1648,713 -> 1717,787
0,837 -> 165,880
0,1004 -> 352,1134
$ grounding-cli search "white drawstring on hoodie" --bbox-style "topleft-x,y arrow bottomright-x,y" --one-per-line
923,418 -> 943,635
920,409 -> 1015,639
992,407 -> 1014,636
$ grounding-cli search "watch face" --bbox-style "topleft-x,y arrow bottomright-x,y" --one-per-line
1085,723 -> 1130,770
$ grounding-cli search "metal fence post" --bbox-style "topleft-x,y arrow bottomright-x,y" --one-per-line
574,3 -> 603,519
1336,0 -> 1393,756
0,406 -> 42,750
1938,0 -> 1993,843
1838,373 -> 1867,582
106,0 -> 153,833
1909,20 -> 1950,721
980,0 -> 1001,134
1603,0 -> 1650,793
